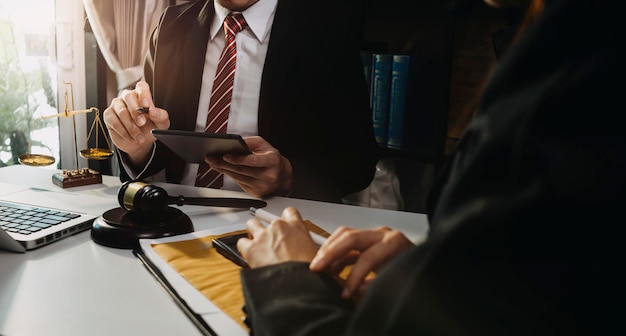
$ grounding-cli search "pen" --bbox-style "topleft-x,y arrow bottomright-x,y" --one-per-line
136,106 -> 150,114
249,207 -> 327,246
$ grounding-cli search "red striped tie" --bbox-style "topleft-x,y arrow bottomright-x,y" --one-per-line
195,13 -> 247,188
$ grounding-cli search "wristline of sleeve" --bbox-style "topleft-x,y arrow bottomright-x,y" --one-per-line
116,143 -> 157,181
240,261 -> 354,334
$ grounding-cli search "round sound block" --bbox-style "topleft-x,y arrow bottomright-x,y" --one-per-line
91,207 -> 194,249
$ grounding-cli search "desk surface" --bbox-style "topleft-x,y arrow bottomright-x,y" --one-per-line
0,165 -> 428,336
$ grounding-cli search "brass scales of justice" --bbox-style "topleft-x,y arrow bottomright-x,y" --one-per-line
18,81 -> 114,188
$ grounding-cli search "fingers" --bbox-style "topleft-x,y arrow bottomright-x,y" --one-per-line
237,208 -> 318,268
205,138 -> 293,197
235,233 -> 252,256
104,82 -> 149,143
327,250 -> 360,275
237,218 -> 265,259
339,239 -> 393,298
341,230 -> 412,298
246,217 -> 266,239
134,81 -> 170,130
221,137 -> 280,170
309,226 -> 414,299
208,162 -> 271,198
103,81 -> 172,158
242,136 -> 272,152
104,96 -> 144,144
281,207 -> 312,238
282,206 -> 303,223
134,81 -> 153,110
310,226 -> 378,271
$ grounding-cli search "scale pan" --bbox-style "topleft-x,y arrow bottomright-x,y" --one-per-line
18,154 -> 56,166
80,148 -> 114,160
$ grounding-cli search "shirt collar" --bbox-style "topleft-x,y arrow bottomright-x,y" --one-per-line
210,0 -> 277,43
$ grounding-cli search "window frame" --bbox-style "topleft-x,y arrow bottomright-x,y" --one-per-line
56,0 -> 88,170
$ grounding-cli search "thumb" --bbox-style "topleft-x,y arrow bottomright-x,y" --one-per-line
149,107 -> 170,130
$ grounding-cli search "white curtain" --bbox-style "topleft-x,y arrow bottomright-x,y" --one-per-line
83,0 -> 171,92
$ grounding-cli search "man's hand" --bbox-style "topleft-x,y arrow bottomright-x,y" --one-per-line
103,81 -> 170,167
205,136 -> 293,197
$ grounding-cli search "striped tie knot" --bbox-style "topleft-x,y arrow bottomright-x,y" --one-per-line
224,13 -> 247,37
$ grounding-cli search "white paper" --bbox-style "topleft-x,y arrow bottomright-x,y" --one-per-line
139,225 -> 248,336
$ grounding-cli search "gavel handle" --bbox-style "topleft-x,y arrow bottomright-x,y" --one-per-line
168,195 -> 267,209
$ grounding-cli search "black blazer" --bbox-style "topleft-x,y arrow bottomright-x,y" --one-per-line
122,0 -> 378,203
240,0 -> 624,334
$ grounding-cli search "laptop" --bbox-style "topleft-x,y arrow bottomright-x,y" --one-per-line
0,181 -> 115,252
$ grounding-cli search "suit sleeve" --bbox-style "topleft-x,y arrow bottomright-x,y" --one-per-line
116,6 -> 188,183
240,262 -> 355,336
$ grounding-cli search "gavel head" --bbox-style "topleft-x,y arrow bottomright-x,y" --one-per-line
118,181 -> 169,214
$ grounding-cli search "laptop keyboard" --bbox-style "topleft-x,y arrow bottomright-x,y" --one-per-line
0,201 -> 82,235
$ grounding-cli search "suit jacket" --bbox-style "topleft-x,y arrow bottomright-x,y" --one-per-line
120,0 -> 378,203
240,0 -> 624,334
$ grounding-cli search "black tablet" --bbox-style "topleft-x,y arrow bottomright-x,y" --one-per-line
212,233 -> 249,269
151,129 -> 251,163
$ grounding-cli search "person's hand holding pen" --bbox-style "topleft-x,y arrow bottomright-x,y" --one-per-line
249,207 -> 327,245
103,81 -> 170,168
239,206 -> 414,300
237,207 -> 319,268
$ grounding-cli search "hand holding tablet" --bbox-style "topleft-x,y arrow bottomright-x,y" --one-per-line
151,129 -> 251,163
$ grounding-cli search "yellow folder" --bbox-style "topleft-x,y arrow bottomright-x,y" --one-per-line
150,220 -> 331,330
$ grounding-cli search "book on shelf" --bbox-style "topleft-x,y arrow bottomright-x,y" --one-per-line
387,54 -> 419,151
371,53 -> 392,146
360,51 -> 373,108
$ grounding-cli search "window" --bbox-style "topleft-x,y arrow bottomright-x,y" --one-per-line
0,0 -> 86,170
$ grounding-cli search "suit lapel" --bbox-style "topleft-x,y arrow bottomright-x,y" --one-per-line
181,1 -> 215,130
258,0 -> 310,136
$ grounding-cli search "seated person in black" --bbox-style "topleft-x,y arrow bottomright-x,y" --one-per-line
236,0 -> 624,334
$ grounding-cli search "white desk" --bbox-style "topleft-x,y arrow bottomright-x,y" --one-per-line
0,165 -> 429,336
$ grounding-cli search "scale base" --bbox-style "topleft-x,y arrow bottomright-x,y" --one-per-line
52,168 -> 102,188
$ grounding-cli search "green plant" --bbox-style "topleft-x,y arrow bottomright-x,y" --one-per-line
0,15 -> 56,166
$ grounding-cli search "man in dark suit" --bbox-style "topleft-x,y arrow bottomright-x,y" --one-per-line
103,0 -> 378,204
236,0 -> 623,334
